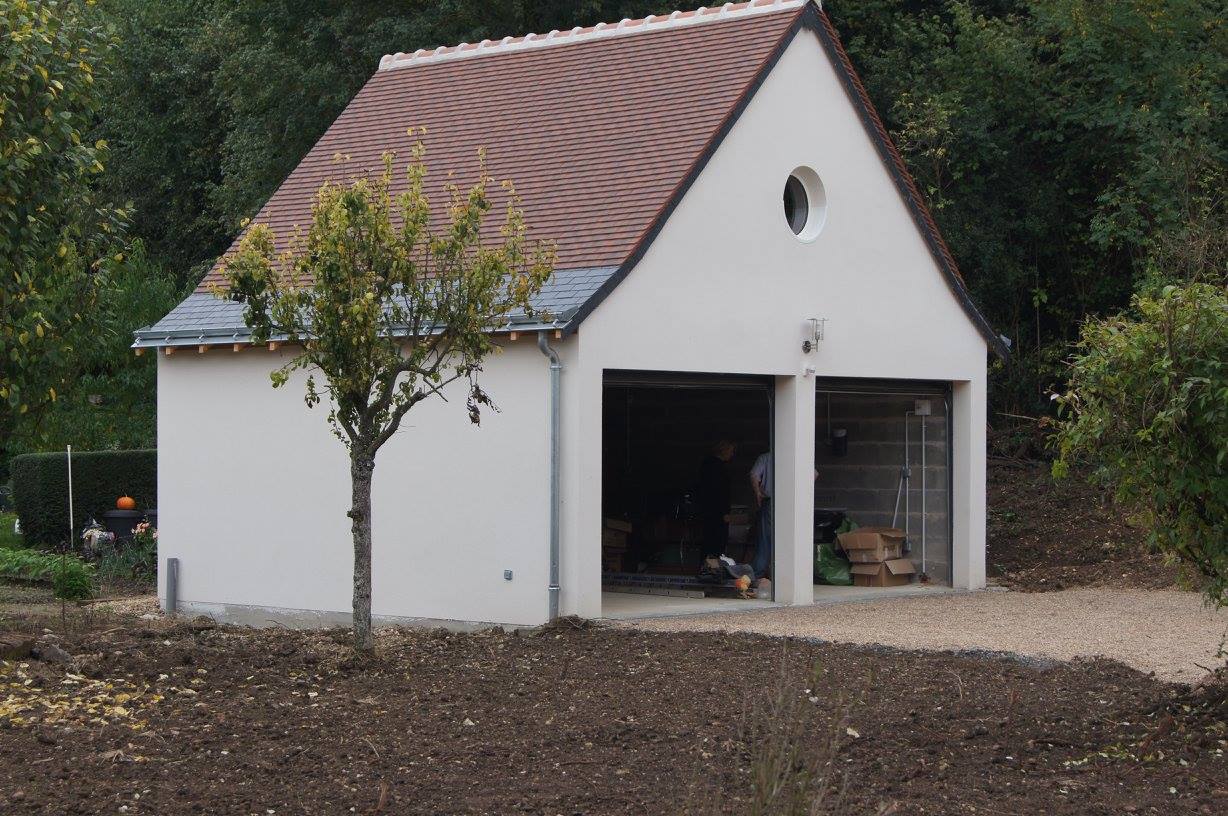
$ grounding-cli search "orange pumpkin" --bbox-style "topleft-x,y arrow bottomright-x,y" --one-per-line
116,495 -> 137,511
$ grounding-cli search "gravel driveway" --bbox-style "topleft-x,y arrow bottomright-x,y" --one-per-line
620,587 -> 1227,683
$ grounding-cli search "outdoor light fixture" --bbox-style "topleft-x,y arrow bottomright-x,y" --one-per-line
802,317 -> 826,353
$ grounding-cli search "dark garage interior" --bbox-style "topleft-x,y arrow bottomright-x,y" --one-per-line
601,372 -> 772,599
599,374 -> 954,608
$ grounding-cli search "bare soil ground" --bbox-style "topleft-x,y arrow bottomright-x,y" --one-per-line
987,459 -> 1182,591
1,609 -> 1226,815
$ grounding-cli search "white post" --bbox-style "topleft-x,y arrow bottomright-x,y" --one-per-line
921,413 -> 927,574
66,445 -> 74,547
951,379 -> 986,589
773,374 -> 815,606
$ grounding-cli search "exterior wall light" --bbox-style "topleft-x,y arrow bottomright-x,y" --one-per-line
802,317 -> 826,353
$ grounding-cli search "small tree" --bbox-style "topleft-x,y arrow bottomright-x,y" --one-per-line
1053,283 -> 1228,607
222,141 -> 553,651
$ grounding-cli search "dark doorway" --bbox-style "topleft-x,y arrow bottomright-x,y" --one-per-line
601,371 -> 773,599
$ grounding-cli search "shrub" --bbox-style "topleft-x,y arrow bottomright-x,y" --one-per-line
10,450 -> 156,547
1054,283 -> 1228,606
0,549 -> 95,600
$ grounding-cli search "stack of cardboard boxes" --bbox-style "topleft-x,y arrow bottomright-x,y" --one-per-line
602,518 -> 632,573
837,527 -> 916,587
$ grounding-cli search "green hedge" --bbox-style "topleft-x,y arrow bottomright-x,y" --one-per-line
10,450 -> 156,547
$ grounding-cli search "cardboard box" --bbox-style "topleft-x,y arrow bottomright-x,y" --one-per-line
850,558 -> 916,587
601,527 -> 627,546
602,518 -> 630,572
603,518 -> 633,534
838,526 -> 906,563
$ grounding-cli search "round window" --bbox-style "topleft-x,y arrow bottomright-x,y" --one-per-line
781,167 -> 827,241
783,175 -> 808,235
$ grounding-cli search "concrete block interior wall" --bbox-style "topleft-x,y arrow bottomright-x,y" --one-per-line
815,390 -> 951,583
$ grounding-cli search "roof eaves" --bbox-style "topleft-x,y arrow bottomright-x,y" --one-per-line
810,9 -> 1008,360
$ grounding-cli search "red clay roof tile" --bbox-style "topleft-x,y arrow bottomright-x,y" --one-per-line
197,0 -> 806,293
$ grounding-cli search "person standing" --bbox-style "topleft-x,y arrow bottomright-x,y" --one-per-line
697,440 -> 735,557
749,451 -> 772,578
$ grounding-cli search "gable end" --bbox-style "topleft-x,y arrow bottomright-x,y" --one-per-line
566,2 -> 1008,360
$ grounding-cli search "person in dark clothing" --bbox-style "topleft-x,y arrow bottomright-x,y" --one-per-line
697,440 -> 736,557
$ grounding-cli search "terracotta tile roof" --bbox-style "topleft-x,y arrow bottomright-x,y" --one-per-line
196,0 -> 807,293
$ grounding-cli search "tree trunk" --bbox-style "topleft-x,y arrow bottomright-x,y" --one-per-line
349,452 -> 376,653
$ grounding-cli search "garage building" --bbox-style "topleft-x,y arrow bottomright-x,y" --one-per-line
137,0 -> 1005,627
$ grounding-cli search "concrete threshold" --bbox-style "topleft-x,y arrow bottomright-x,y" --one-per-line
600,583 -> 971,621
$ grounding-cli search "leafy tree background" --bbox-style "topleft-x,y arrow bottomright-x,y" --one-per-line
1,0 -> 134,477
5,0 -> 1225,465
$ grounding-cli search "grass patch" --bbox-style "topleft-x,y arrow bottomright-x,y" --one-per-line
0,548 -> 94,600
0,512 -> 23,550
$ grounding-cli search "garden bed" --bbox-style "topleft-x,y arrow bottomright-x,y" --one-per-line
0,610 -> 1223,814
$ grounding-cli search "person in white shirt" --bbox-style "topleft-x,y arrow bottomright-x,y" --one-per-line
748,453 -> 817,579
749,452 -> 773,578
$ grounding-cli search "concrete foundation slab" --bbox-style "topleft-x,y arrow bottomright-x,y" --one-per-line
600,592 -> 778,620
173,600 -> 538,632
812,583 -> 962,605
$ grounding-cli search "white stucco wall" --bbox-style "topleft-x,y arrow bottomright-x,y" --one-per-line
157,341 -> 554,626
561,26 -> 989,616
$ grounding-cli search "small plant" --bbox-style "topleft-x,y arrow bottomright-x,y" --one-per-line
689,656 -> 850,816
740,662 -> 849,816
0,548 -> 94,600
52,560 -> 95,601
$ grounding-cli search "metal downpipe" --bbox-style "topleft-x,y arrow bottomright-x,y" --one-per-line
537,332 -> 562,621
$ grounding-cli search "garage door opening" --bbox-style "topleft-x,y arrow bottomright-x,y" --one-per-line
601,371 -> 776,616
815,379 -> 952,592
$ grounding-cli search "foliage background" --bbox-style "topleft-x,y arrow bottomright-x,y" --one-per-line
4,0 -> 1225,461
1054,283 -> 1227,605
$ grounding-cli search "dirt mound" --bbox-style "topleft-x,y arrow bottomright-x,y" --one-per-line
987,459 -> 1182,591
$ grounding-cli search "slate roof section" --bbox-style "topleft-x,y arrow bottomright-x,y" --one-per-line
136,266 -> 614,346
134,266 -> 617,348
